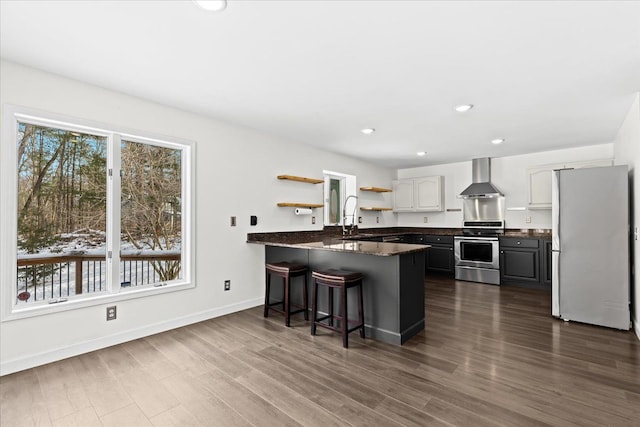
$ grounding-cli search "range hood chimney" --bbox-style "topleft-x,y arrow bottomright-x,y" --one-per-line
459,157 -> 504,198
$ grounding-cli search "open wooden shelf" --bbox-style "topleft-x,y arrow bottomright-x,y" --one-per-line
278,175 -> 323,184
360,207 -> 393,211
360,186 -> 392,193
277,203 -> 324,208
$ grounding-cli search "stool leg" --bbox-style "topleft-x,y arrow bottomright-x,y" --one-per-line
264,270 -> 271,318
328,287 -> 334,327
358,281 -> 365,339
284,275 -> 291,327
342,284 -> 348,348
303,273 -> 309,321
311,278 -> 318,336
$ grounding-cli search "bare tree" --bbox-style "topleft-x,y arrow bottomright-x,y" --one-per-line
121,141 -> 181,281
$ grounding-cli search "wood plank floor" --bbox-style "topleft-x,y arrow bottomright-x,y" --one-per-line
1,276 -> 639,426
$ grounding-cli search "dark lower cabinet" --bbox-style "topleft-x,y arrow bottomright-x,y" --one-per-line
426,246 -> 455,273
415,235 -> 454,275
499,237 -> 544,288
501,248 -> 539,281
356,233 -> 551,284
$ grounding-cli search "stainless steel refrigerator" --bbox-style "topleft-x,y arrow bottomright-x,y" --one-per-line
551,165 -> 630,330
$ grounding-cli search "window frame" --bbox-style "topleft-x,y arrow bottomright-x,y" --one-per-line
1,105 -> 196,322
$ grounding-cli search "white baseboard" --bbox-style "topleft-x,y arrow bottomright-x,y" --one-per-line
0,297 -> 263,376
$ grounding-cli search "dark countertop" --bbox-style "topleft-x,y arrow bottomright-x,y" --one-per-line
341,227 -> 551,239
503,230 -> 552,239
248,237 -> 430,256
247,227 -> 551,251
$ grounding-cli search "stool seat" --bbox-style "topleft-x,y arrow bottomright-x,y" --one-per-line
311,269 -> 365,348
311,269 -> 363,283
264,262 -> 309,327
266,262 -> 307,274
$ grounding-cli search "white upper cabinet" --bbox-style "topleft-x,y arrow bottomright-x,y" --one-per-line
527,164 -> 560,209
393,176 -> 444,212
415,176 -> 444,211
527,159 -> 613,209
392,180 -> 414,211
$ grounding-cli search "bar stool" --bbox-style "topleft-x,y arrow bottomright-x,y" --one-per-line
311,269 -> 365,348
264,262 -> 309,327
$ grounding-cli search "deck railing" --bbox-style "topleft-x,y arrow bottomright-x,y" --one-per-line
16,252 -> 181,303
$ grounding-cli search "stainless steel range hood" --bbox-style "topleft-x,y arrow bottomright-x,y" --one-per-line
459,158 -> 504,198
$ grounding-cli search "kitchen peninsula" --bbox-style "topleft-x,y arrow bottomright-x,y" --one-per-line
248,230 -> 430,345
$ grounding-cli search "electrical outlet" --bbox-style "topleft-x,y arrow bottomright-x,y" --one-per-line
106,306 -> 117,321
312,216 -> 316,224
230,216 -> 236,226
525,216 -> 532,224
224,280 -> 231,291
358,216 -> 363,224
423,216 -> 428,223
376,216 -> 379,223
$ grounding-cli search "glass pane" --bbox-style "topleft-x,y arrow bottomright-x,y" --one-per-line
120,140 -> 182,288
329,178 -> 341,224
16,122 -> 107,304
461,242 -> 493,263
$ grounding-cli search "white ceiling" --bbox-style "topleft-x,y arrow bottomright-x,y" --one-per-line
1,1 -> 639,169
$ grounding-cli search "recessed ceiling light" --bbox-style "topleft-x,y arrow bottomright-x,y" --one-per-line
192,0 -> 227,12
491,138 -> 505,145
361,128 -> 375,135
454,104 -> 474,113
417,151 -> 427,156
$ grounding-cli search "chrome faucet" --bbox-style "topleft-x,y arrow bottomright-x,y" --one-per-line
342,195 -> 359,236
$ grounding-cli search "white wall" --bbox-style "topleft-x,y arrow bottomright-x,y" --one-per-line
613,93 -> 640,340
0,61 -> 395,374
396,144 -> 614,229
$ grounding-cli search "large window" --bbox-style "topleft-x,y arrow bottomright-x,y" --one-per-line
16,123 -> 108,303
1,107 -> 194,319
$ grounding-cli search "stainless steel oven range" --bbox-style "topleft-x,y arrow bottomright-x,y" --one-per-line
454,220 -> 503,285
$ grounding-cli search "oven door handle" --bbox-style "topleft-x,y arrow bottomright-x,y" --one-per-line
455,238 -> 499,243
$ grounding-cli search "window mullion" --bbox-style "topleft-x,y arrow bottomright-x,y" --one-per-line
107,134 -> 122,293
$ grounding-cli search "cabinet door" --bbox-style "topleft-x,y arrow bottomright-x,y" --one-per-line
500,248 -> 540,283
393,180 -> 414,211
527,165 -> 558,209
426,245 -> 454,274
414,176 -> 443,212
